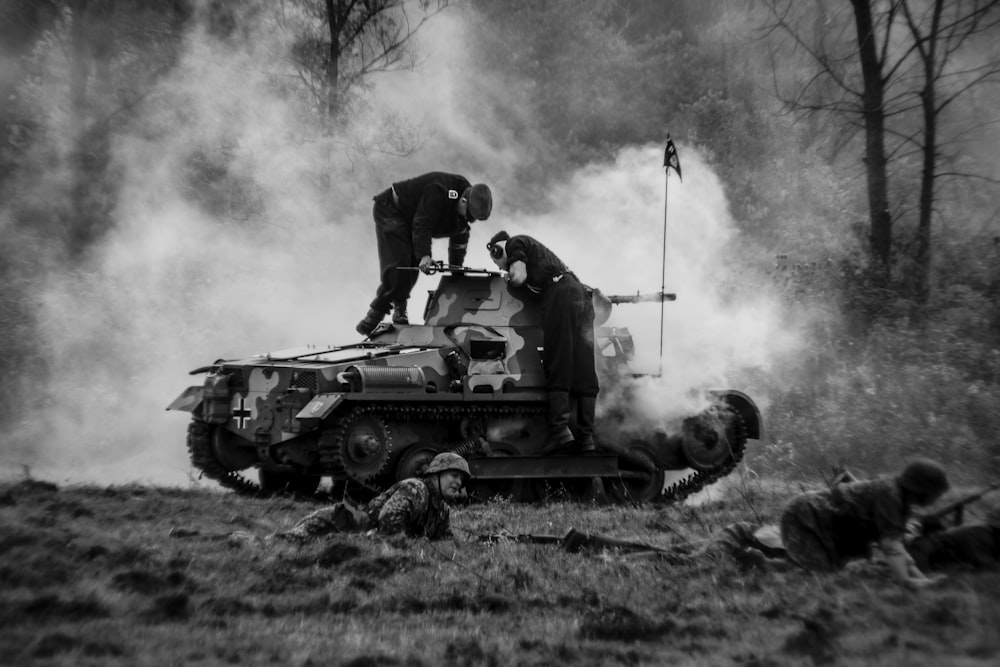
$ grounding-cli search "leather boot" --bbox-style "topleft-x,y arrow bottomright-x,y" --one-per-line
391,301 -> 409,325
541,391 -> 575,455
576,395 -> 598,454
355,308 -> 384,337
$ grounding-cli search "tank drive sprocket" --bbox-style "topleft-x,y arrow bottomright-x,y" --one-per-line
327,407 -> 393,482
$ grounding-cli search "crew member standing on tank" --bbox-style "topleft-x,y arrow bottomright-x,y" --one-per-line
357,172 -> 493,337
487,231 -> 599,454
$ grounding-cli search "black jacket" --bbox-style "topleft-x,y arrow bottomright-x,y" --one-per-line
391,172 -> 472,263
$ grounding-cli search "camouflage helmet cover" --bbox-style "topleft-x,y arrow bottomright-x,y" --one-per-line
898,458 -> 949,497
424,452 -> 471,481
467,184 -> 492,221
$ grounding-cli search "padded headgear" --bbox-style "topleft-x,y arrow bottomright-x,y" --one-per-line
487,230 -> 510,260
467,184 -> 492,220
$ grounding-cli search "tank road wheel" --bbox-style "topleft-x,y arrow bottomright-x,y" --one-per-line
607,446 -> 665,504
187,418 -> 260,495
332,409 -> 393,483
681,407 -> 744,473
394,445 -> 441,481
258,469 -> 322,496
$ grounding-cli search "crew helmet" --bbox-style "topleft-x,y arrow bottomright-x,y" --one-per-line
468,184 -> 492,221
487,230 -> 510,260
423,452 -> 471,483
898,458 -> 949,499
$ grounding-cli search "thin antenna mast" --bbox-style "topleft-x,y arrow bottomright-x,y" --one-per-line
660,135 -> 682,376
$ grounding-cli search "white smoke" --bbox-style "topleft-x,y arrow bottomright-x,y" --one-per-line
3,6 -> 802,486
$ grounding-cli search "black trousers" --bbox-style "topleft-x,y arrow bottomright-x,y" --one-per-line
541,274 -> 599,396
369,190 -> 418,313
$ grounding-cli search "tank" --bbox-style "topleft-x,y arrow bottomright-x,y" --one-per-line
167,266 -> 762,504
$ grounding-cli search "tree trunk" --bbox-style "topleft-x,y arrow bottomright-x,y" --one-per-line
324,0 -> 342,121
913,0 -> 944,305
849,0 -> 892,288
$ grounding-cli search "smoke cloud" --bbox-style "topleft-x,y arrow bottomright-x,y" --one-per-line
3,7 -> 803,486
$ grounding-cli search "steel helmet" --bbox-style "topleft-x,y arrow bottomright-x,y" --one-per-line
898,458 -> 949,498
423,452 -> 471,482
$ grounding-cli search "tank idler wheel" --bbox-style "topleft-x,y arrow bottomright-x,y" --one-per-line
680,407 -> 738,472
187,419 -> 260,495
257,469 -> 322,496
607,446 -> 665,504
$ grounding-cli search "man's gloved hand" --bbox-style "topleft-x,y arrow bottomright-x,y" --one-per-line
418,255 -> 434,274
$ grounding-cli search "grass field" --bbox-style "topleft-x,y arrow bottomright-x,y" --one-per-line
1,475 -> 998,667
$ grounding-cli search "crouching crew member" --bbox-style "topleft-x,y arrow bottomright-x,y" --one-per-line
487,231 -> 599,454
357,172 -> 492,336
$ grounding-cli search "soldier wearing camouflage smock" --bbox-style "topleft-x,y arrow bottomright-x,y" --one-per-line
780,458 -> 949,589
357,172 -> 493,336
488,231 -> 599,455
277,453 -> 471,541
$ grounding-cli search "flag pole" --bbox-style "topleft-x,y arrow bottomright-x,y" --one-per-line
659,135 -> 681,377
659,173 -> 668,377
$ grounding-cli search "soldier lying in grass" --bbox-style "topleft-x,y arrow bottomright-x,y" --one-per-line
712,460 -> 954,587
778,458 -> 950,589
274,453 -> 471,542
906,503 -> 1000,572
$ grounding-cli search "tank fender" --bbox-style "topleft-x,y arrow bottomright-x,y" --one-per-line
295,393 -> 345,430
709,389 -> 763,440
166,386 -> 204,413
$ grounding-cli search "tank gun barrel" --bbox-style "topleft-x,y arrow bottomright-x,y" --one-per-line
606,291 -> 677,304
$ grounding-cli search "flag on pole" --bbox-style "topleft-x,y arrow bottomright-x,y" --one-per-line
664,135 -> 682,181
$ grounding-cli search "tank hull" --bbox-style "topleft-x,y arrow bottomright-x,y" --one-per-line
169,270 -> 762,503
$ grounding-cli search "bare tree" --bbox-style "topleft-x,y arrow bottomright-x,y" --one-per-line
764,0 -> 1000,300
899,0 -> 1000,302
281,0 -> 448,123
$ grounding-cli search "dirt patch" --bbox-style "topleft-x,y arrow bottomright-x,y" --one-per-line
443,638 -> 489,667
0,593 -> 109,626
781,606 -> 842,665
317,541 -> 363,567
112,569 -> 171,595
28,632 -> 126,659
11,480 -> 59,496
342,555 -> 415,578
143,593 -> 191,622
202,595 -> 257,616
579,604 -> 674,642
344,655 -> 424,667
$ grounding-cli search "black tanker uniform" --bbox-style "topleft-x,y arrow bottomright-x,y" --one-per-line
504,234 -> 599,453
368,172 -> 473,318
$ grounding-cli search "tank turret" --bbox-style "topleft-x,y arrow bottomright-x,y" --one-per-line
167,266 -> 762,503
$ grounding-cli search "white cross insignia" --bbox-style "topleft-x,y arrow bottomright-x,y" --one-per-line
232,396 -> 252,429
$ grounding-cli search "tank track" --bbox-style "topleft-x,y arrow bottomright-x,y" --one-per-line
189,404 -> 748,504
187,419 -> 262,496
655,411 -> 749,505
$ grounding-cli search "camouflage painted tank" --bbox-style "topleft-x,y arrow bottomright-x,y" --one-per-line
167,266 -> 762,503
